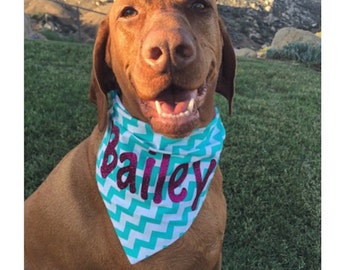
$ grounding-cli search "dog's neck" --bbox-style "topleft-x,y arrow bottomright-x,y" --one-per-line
95,90 -> 226,264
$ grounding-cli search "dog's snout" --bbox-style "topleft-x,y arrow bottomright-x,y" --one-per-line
142,29 -> 196,72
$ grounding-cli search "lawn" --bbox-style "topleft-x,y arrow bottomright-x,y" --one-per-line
24,39 -> 321,269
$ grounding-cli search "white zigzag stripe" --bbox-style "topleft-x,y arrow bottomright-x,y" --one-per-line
127,123 -> 147,135
117,111 -> 132,124
113,207 -> 143,233
176,138 -> 206,155
103,198 -> 117,213
165,137 -> 189,150
121,220 -> 172,251
98,142 -> 107,156
131,206 -> 200,262
136,228 -> 181,260
97,176 -> 115,197
121,199 -> 193,250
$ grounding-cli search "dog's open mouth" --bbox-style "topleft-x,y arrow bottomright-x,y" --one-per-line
139,82 -> 208,138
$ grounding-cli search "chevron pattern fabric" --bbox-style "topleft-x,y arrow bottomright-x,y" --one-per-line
96,91 -> 226,264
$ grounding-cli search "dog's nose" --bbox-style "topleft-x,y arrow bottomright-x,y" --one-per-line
142,29 -> 196,72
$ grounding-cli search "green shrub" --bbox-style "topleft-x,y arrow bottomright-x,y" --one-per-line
267,42 -> 321,65
40,30 -> 78,43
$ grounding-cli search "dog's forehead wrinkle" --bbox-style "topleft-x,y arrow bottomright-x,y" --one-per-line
141,0 -> 181,6
140,0 -> 167,7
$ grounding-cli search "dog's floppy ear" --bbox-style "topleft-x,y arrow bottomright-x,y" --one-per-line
216,18 -> 236,116
89,17 -> 118,132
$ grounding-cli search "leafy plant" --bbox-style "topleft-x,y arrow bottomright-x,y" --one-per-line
39,29 -> 79,42
267,42 -> 321,65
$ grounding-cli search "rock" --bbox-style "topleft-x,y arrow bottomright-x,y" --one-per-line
24,13 -> 33,38
270,27 -> 321,50
24,13 -> 46,40
43,21 -> 57,31
235,48 -> 257,58
217,0 -> 320,49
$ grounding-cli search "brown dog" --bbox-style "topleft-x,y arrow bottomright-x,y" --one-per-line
24,0 -> 236,269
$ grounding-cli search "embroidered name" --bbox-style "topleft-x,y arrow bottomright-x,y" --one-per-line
100,122 -> 217,211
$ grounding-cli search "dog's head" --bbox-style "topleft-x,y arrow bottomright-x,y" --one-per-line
89,0 -> 236,138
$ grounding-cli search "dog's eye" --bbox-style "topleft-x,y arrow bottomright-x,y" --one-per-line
121,7 -> 138,18
191,0 -> 209,10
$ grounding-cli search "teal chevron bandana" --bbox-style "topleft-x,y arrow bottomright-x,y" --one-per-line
96,90 -> 226,264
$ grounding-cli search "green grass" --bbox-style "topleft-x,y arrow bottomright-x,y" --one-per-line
217,58 -> 320,269
24,40 -> 321,269
24,40 -> 96,197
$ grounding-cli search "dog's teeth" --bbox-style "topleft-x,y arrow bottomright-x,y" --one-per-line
155,100 -> 162,115
188,98 -> 195,113
180,111 -> 190,117
160,110 -> 191,118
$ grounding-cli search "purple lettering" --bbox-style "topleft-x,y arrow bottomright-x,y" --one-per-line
153,154 -> 170,204
168,163 -> 188,202
100,123 -> 119,178
100,126 -> 217,209
192,159 -> 217,211
141,151 -> 156,200
117,153 -> 137,193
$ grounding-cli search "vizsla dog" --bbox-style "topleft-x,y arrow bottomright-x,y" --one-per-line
24,0 -> 236,269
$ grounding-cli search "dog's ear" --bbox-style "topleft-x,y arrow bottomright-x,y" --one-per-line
216,18 -> 236,116
89,17 -> 118,132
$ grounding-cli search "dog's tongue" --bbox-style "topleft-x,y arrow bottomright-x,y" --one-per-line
160,100 -> 190,114
155,89 -> 197,116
